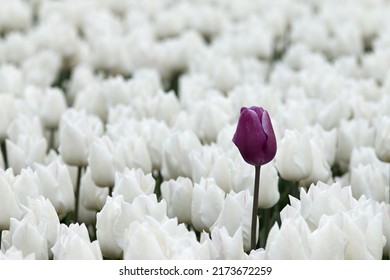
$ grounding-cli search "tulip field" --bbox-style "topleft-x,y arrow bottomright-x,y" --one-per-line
1,0 -> 390,260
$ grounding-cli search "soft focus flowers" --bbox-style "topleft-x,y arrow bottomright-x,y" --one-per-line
232,106 -> 277,166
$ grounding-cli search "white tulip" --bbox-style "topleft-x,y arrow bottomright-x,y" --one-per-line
123,217 -> 207,260
350,164 -> 388,202
59,109 -> 104,167
112,168 -> 155,203
374,116 -> 390,162
161,130 -> 202,179
34,160 -> 75,219
25,196 -> 59,250
309,218 -> 347,259
6,135 -> 47,174
190,98 -> 232,143
22,50 -> 61,88
0,170 -> 24,230
13,168 -> 42,206
191,177 -> 225,232
0,246 -> 35,260
88,136 -> 117,188
51,223 -> 102,260
266,216 -> 311,259
97,194 -> 168,259
189,145 -> 232,193
7,115 -> 44,142
40,87 -> 68,130
80,168 -> 108,212
114,135 -> 152,174
336,119 -> 375,171
300,140 -> 332,188
201,227 -> 246,260
1,217 -> 48,260
161,177 -> 193,224
212,190 -> 255,251
275,129 -> 313,182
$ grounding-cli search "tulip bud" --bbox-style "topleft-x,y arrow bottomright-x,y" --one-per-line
232,106 -> 277,166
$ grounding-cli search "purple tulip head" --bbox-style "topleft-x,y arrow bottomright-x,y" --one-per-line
232,106 -> 277,166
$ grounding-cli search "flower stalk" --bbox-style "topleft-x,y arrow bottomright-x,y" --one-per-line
74,166 -> 82,222
251,165 -> 261,250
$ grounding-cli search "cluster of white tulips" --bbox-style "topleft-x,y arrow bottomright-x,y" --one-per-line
0,0 -> 390,260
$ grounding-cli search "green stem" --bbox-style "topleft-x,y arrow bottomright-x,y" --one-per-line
0,229 -> 2,250
75,166 -> 82,222
251,165 -> 261,250
1,140 -> 8,170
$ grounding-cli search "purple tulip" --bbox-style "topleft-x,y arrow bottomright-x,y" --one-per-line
232,106 -> 277,166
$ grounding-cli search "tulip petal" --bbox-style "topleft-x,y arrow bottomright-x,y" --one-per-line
233,108 -> 266,165
261,110 -> 277,164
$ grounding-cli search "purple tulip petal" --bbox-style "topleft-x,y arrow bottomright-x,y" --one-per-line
261,110 -> 277,164
232,108 -> 267,165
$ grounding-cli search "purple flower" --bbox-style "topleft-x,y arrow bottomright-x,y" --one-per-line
232,106 -> 277,166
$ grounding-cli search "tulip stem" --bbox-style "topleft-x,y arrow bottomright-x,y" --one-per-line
0,229 -> 2,250
1,140 -> 8,169
75,166 -> 82,222
251,165 -> 261,250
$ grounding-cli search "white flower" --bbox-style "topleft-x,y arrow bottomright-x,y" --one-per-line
0,169 -> 24,230
80,168 -> 109,212
51,223 -> 103,260
114,135 -> 152,174
0,246 -> 35,260
212,190 -> 255,251
258,162 -> 280,208
374,116 -> 390,162
88,136 -> 117,188
0,0 -> 32,33
39,88 -> 68,130
189,145 -> 232,193
12,168 -> 42,207
191,177 -> 225,232
123,216 -> 208,260
112,168 -> 155,203
1,216 -> 48,260
265,216 -> 311,259
59,109 -> 104,167
275,129 -> 313,182
190,97 -> 232,143
6,135 -> 47,174
161,130 -> 202,179
336,119 -> 375,171
0,95 -> 23,141
201,227 -> 246,260
161,177 -> 193,224
3,32 -> 35,65
0,64 -> 24,97
350,164 -> 388,202
22,50 -> 61,88
7,114 -> 44,142
97,194 -> 167,259
34,160 -> 75,219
